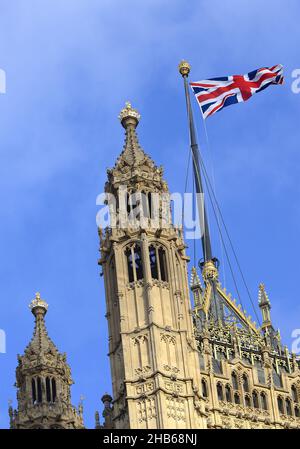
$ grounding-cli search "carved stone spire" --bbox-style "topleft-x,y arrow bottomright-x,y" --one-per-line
258,283 -> 281,352
190,266 -> 203,309
117,101 -> 149,167
10,293 -> 84,429
258,283 -> 271,307
117,101 -> 145,167
105,102 -> 168,197
26,292 -> 57,357
258,283 -> 272,330
190,266 -> 202,290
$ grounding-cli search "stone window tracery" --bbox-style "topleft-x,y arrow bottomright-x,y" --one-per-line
277,396 -> 284,415
217,383 -> 224,402
286,398 -> 292,416
125,243 -> 143,283
252,390 -> 259,409
234,392 -> 240,405
292,384 -> 298,403
260,392 -> 268,410
46,377 -> 57,403
225,384 -> 232,402
201,379 -> 208,398
31,376 -> 43,404
31,378 -> 36,404
231,371 -> 238,390
149,244 -> 168,282
242,373 -> 249,392
245,394 -> 251,407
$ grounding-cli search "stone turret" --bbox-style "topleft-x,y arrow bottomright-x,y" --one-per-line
9,293 -> 84,429
99,103 -> 205,429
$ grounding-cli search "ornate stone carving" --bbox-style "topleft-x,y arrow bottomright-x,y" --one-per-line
137,397 -> 157,423
166,396 -> 186,422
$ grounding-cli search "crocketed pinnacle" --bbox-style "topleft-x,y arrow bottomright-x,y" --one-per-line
190,266 -> 203,290
25,292 -> 58,357
115,102 -> 155,168
258,283 -> 271,308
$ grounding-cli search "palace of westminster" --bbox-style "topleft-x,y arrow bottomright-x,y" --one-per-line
7,96 -> 300,429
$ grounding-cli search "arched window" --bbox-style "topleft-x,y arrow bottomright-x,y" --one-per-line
254,359 -> 265,384
46,377 -> 51,402
45,377 -> 57,403
37,377 -> 42,403
149,245 -> 168,282
234,392 -> 240,405
140,191 -> 148,220
125,244 -> 143,282
295,406 -> 300,418
126,190 -> 132,215
261,392 -> 268,410
252,391 -> 259,409
201,379 -> 208,398
245,394 -> 251,407
231,371 -> 238,390
217,383 -> 224,401
277,396 -> 284,415
137,191 -> 153,220
134,245 -> 143,280
225,385 -> 232,402
125,247 -> 134,282
149,245 -> 158,280
158,247 -> 167,281
31,378 -> 37,404
286,398 -> 292,416
292,385 -> 298,403
272,368 -> 282,388
242,374 -> 249,392
52,378 -> 56,402
127,190 -> 147,222
147,192 -> 152,219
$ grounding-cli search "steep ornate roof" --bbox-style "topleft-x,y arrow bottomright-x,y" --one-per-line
192,263 -> 260,335
22,293 -> 59,361
105,102 -> 168,195
116,102 -> 155,168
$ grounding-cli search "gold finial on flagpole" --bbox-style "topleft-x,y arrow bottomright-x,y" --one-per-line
178,60 -> 191,77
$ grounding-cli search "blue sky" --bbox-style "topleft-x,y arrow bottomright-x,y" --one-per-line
0,0 -> 299,428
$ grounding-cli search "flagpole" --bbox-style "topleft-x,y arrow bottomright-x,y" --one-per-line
179,60 -> 213,263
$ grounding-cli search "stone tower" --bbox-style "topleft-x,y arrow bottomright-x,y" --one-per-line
98,102 -> 206,429
9,293 -> 84,429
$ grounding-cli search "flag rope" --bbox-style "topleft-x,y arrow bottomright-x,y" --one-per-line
201,117 -> 227,289
190,144 -> 247,314
192,136 -> 262,327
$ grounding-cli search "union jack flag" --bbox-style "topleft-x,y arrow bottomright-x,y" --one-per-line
190,65 -> 284,119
